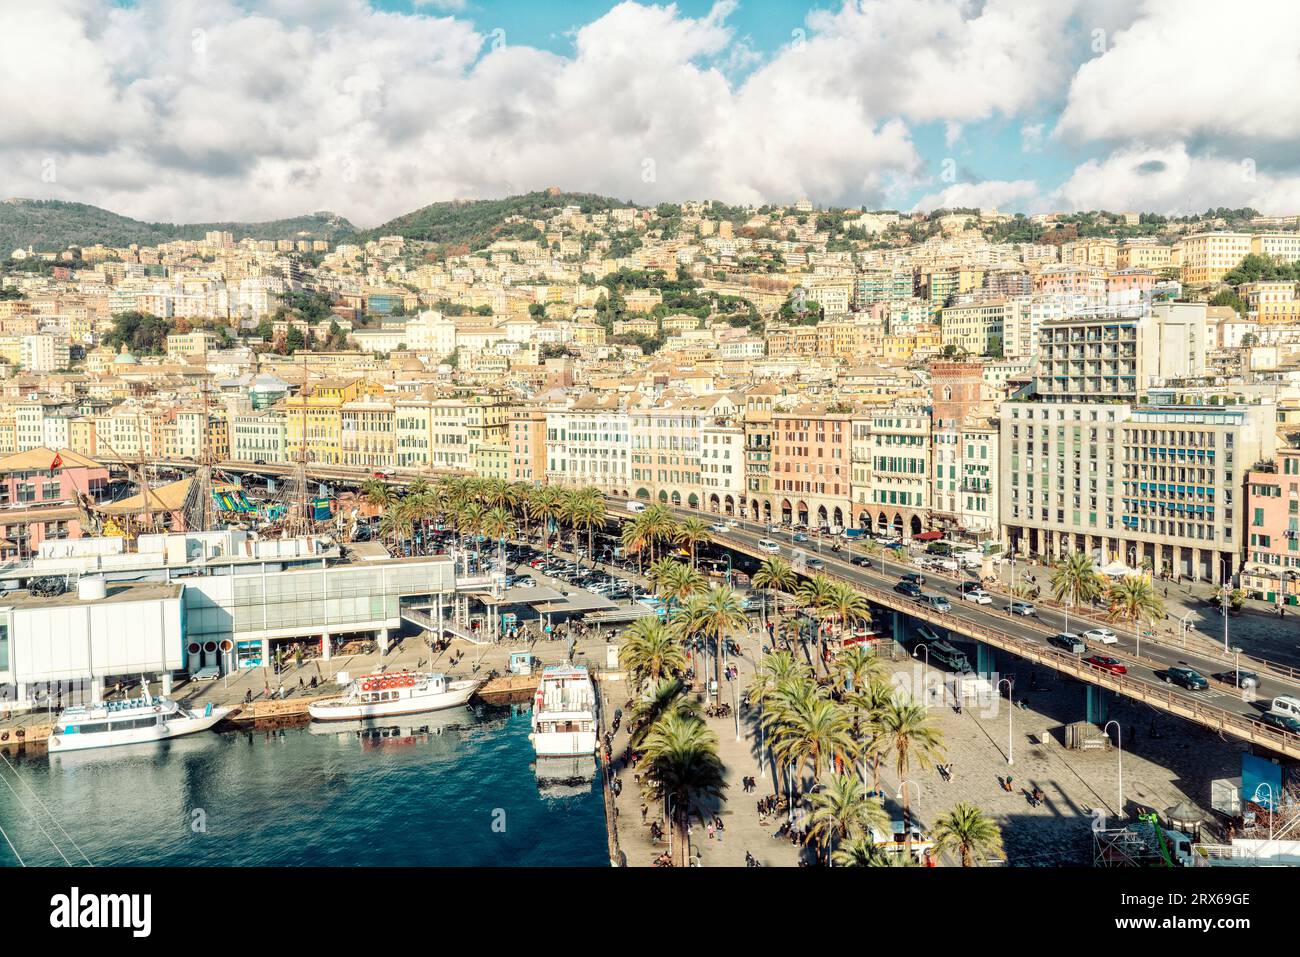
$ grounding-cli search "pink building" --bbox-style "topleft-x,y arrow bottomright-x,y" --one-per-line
0,447 -> 109,559
770,405 -> 853,529
1244,446 -> 1300,606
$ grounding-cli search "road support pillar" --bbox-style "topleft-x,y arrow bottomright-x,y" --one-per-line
1086,684 -> 1109,725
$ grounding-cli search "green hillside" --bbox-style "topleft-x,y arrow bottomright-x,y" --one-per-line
361,190 -> 634,249
0,198 -> 356,254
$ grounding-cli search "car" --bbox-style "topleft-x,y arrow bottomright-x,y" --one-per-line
1212,670 -> 1260,689
851,555 -> 874,568
792,533 -> 809,543
514,577 -> 536,589
1085,655 -> 1127,675
1259,712 -> 1300,734
918,593 -> 951,613
1048,632 -> 1086,654
1083,628 -> 1119,645
894,581 -> 923,598
805,558 -> 825,571
757,539 -> 781,554
960,588 -> 993,605
710,524 -> 728,534
900,572 -> 926,586
1163,667 -> 1209,691
1007,600 -> 1036,616
725,519 -> 739,528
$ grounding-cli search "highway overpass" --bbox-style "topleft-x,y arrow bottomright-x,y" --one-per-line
144,458 -> 1300,759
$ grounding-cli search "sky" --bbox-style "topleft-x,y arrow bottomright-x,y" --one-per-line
4,0 -> 1300,227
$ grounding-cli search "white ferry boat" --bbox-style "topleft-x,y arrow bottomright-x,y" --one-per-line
47,684 -> 233,753
307,671 -> 480,722
528,664 -> 598,757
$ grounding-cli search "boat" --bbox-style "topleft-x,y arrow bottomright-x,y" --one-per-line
47,681 -> 233,753
307,671 -> 480,722
528,664 -> 598,757
534,754 -> 598,798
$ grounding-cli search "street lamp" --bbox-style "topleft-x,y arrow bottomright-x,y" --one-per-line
997,678 -> 1014,765
1232,645 -> 1243,688
1103,720 -> 1123,817
1252,783 -> 1276,846
1221,586 -> 1231,654
912,644 -> 930,708
1178,611 -> 1194,647
897,779 -> 922,854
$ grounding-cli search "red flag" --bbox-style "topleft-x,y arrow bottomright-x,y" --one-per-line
50,453 -> 63,470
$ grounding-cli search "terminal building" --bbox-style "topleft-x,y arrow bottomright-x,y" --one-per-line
0,530 -> 457,711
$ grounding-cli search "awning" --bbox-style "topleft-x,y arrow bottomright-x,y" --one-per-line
913,530 -> 944,542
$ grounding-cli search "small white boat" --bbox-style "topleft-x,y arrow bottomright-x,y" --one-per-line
528,664 -> 598,757
307,671 -> 480,722
47,682 -> 233,754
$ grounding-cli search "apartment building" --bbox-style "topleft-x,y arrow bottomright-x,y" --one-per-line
1034,303 -> 1206,404
700,421 -> 744,514
940,299 -> 1005,356
395,392 -> 509,472
1119,395 -> 1273,583
769,404 -> 853,529
508,406 -> 548,485
230,410 -> 286,463
545,398 -> 631,494
1243,446 -> 1300,605
1178,232 -> 1252,285
864,403 -> 930,538
340,400 -> 396,469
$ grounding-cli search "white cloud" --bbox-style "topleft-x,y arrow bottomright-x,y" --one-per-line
2,0 -> 1291,224
1058,0 -> 1300,145
1053,143 -> 1300,215
912,179 -> 1042,214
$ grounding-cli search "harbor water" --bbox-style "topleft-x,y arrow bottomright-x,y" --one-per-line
0,704 -> 608,867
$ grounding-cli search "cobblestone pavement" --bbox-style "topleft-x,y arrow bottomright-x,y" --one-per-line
882,655 -> 1245,865
605,613 -> 1247,867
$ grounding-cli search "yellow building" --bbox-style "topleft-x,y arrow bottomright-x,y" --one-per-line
1118,242 -> 1173,271
1177,232 -> 1252,285
340,400 -> 396,469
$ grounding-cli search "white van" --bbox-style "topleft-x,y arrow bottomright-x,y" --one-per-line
626,501 -> 647,514
1270,695 -> 1300,720
758,539 -> 781,554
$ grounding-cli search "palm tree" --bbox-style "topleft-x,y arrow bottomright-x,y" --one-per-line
481,505 -> 515,570
847,678 -> 896,794
747,650 -> 811,710
641,504 -> 676,564
834,644 -> 886,696
807,773 -> 890,863
751,555 -> 796,632
932,802 -> 1004,867
770,692 -> 853,793
877,694 -> 946,844
618,617 -> 687,686
824,581 -> 872,640
832,838 -> 919,867
637,713 -> 726,867
647,556 -> 682,596
621,517 -> 650,575
1049,552 -> 1104,631
659,562 -> 707,607
360,478 -> 393,512
1106,574 -> 1166,632
574,489 -> 607,566
530,485 -> 563,553
678,584 -> 747,704
795,573 -> 838,670
377,503 -> 414,550
628,676 -> 699,746
675,517 -> 711,568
